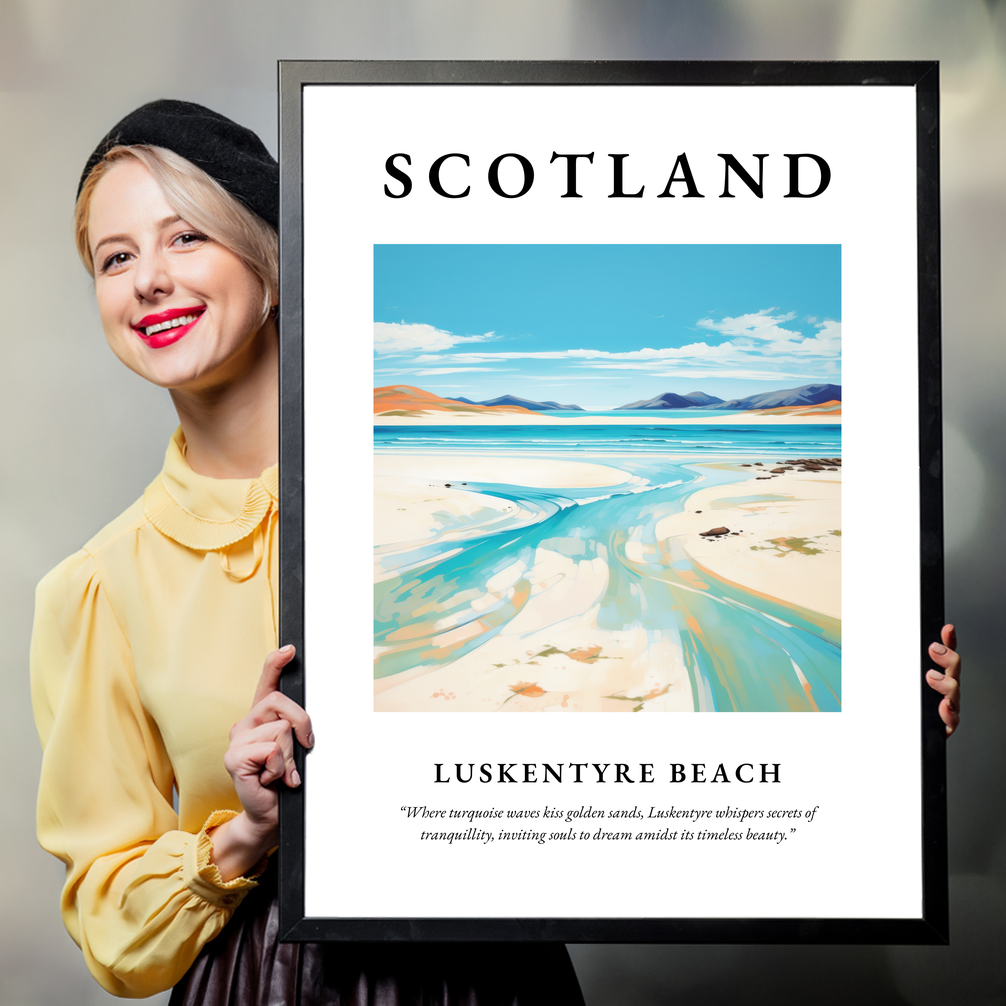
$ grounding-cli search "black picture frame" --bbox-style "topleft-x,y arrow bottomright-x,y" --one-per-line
277,60 -> 945,944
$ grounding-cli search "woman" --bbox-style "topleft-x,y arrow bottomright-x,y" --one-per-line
31,100 -> 586,1003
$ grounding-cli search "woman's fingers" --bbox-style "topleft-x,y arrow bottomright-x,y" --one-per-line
224,645 -> 311,810
230,719 -> 302,788
927,623 -> 960,737
925,627 -> 957,684
924,678 -> 960,736
241,644 -> 314,749
232,689 -> 314,750
259,742 -> 289,787
926,669 -> 960,736
926,667 -> 959,704
252,644 -> 296,707
929,636 -> 960,678
224,737 -> 287,786
255,691 -> 313,749
941,623 -> 958,654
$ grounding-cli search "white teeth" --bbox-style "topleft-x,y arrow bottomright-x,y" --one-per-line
142,313 -> 199,337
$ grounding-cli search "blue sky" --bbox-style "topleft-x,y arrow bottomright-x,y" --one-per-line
374,245 -> 841,409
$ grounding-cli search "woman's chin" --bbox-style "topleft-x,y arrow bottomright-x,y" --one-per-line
109,322 -> 273,395
122,353 -> 221,393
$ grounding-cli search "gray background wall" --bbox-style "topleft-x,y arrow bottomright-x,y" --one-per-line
2,2 -> 1003,1003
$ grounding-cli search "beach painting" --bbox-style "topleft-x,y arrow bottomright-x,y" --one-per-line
374,245 -> 841,713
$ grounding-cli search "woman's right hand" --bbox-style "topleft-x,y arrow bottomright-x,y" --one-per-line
209,645 -> 314,881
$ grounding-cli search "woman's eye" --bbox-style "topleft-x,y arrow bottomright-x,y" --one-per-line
173,231 -> 208,248
101,251 -> 132,273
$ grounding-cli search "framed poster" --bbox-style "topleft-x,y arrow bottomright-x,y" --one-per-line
277,61 -> 946,943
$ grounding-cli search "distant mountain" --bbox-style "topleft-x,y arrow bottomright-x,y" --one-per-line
615,391 -> 725,410
681,391 -> 725,407
375,385 -> 541,416
696,383 -> 842,411
448,394 -> 584,411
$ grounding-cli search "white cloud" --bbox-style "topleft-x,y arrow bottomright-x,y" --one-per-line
698,311 -> 842,360
577,365 -> 829,381
413,345 -> 735,365
763,319 -> 842,356
414,368 -> 509,375
521,373 -> 630,380
376,311 -> 841,383
375,366 -> 515,379
374,322 -> 496,355
697,309 -> 800,341
399,320 -> 840,368
414,351 -> 573,363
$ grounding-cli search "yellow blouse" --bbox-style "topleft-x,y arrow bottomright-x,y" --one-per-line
31,428 -> 279,998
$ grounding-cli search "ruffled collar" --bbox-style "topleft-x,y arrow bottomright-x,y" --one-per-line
143,428 -> 278,551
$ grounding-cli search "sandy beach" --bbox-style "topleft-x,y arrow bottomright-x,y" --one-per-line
374,454 -> 840,712
376,454 -> 635,492
376,412 -> 841,426
654,467 -> 841,619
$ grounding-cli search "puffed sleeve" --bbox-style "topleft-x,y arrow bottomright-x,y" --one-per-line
31,549 -> 262,998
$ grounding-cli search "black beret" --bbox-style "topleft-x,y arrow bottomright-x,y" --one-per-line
78,99 -> 278,228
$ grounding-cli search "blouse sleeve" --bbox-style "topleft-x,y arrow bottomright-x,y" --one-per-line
31,549 -> 262,998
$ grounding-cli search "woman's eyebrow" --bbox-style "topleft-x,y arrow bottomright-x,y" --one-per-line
92,232 -> 133,256
92,216 -> 185,257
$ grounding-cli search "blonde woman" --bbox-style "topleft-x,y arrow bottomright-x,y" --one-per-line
32,100 -> 586,1004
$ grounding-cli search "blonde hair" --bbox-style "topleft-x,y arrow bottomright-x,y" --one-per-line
75,145 -> 278,323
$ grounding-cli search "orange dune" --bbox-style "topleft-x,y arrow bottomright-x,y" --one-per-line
744,400 -> 842,418
374,385 -> 540,416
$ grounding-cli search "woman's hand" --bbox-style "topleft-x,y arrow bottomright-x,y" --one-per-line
209,645 -> 314,881
926,624 -> 960,738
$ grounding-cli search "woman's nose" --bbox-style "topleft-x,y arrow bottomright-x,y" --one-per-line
133,249 -> 173,302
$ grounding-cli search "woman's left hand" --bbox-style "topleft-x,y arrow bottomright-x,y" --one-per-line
926,624 -> 960,737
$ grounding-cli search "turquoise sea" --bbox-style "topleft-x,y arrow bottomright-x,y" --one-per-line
375,422 -> 841,460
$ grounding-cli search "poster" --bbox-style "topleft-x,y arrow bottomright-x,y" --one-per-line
279,62 -> 945,942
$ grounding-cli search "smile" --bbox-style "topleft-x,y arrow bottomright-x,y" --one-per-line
143,313 -> 200,337
133,307 -> 206,348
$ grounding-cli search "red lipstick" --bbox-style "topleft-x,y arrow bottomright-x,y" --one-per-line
132,306 -> 205,349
